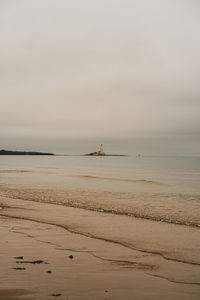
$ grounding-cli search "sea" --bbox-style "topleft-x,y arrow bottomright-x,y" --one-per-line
0,155 -> 200,228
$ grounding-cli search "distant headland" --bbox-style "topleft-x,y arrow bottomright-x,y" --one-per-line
0,149 -> 54,156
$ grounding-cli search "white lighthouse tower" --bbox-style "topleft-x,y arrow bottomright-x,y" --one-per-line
98,144 -> 105,156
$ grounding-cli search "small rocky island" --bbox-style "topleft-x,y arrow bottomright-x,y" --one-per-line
87,144 -> 105,156
85,144 -> 126,157
0,149 -> 54,156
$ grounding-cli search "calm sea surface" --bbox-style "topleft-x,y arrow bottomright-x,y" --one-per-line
0,155 -> 200,227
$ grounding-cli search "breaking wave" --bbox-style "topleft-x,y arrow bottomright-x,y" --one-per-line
73,175 -> 168,186
0,186 -> 200,228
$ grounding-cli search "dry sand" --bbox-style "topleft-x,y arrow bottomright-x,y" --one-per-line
0,196 -> 200,300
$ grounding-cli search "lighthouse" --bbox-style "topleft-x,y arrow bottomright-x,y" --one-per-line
98,144 -> 105,156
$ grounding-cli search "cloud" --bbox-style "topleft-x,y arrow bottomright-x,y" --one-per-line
0,0 -> 200,154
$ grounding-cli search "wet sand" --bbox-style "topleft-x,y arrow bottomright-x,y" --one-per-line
0,196 -> 200,300
0,289 -> 33,300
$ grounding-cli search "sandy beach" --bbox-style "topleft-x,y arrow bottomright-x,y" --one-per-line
0,195 -> 200,300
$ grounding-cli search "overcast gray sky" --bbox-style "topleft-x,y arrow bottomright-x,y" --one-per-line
0,0 -> 200,155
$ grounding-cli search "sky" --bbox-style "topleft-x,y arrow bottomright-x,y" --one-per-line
0,0 -> 200,155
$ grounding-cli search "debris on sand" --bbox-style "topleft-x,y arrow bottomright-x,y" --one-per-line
14,256 -> 23,259
13,267 -> 26,270
16,260 -> 48,264
47,270 -> 52,274
51,294 -> 62,297
68,255 -> 73,259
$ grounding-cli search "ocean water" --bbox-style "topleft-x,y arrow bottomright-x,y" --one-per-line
0,155 -> 200,227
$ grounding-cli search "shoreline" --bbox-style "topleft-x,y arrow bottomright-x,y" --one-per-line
1,186 -> 199,228
1,196 -> 200,267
